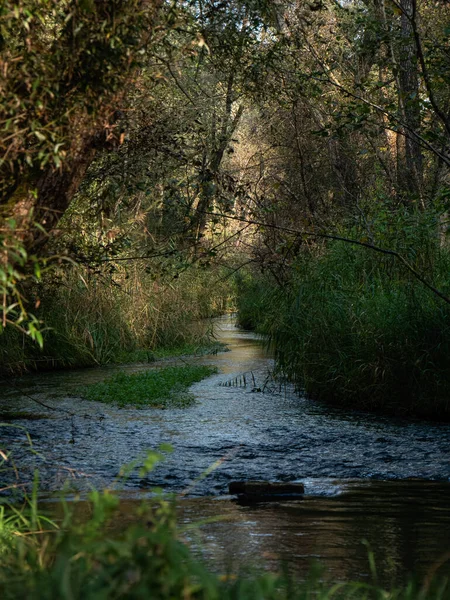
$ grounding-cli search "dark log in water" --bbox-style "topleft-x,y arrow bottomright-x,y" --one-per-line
229,480 -> 305,501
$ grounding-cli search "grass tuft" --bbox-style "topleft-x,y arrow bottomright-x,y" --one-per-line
115,341 -> 228,364
79,364 -> 218,408
0,263 -> 233,374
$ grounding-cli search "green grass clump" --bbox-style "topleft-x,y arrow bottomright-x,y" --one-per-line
151,341 -> 228,359
235,273 -> 274,333
0,471 -> 448,599
80,365 -> 218,408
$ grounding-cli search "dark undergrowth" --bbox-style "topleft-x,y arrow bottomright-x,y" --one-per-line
236,211 -> 450,419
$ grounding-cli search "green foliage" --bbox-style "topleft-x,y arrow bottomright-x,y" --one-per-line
235,272 -> 274,332
0,0 -> 179,350
0,467 -> 448,599
0,0 -> 261,357
237,211 -> 450,418
0,450 -> 219,599
79,364 -> 218,408
0,262 -> 232,373
0,0 -> 162,196
0,219 -> 47,346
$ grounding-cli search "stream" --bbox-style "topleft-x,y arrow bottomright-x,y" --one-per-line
1,316 -> 450,585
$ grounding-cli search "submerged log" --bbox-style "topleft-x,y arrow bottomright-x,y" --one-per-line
228,481 -> 305,502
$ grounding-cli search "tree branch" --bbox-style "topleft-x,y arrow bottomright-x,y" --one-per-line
201,210 -> 450,306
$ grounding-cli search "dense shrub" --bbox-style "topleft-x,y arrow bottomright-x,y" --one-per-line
237,211 -> 450,418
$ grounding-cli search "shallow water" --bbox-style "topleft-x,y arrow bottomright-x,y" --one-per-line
54,479 -> 449,586
1,316 -> 450,584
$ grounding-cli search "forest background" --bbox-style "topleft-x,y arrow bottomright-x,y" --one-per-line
1,0 -> 450,418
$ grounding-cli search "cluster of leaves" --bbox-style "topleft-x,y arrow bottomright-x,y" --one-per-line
0,218 -> 47,345
0,0 -> 172,344
79,364 -> 218,408
0,0 -> 163,200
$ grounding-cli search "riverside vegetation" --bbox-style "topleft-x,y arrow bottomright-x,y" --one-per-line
236,209 -> 450,419
1,0 -> 450,596
1,0 -> 450,419
79,365 -> 218,408
0,452 -> 449,600
1,0 -> 449,420
0,265 -> 231,374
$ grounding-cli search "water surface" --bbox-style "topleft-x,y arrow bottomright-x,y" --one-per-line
1,316 -> 450,584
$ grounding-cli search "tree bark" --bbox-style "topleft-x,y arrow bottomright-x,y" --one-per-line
396,0 -> 423,201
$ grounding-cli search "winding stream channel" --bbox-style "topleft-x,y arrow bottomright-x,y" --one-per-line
1,316 -> 450,585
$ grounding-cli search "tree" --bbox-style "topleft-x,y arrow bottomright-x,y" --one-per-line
0,0 -> 164,251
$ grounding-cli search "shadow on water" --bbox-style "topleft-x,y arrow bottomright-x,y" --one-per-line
178,480 -> 450,586
1,315 -> 450,585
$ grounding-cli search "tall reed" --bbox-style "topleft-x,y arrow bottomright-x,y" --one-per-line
0,263 -> 232,373
236,210 -> 450,418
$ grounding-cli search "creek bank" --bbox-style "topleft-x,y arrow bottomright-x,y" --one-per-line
235,258 -> 450,420
1,316 -> 449,497
2,316 -> 450,585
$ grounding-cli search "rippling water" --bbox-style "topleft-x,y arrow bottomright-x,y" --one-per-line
1,316 -> 450,584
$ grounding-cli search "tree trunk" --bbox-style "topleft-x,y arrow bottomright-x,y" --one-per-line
396,0 -> 423,202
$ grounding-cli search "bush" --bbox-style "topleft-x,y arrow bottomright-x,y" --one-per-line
236,210 -> 450,418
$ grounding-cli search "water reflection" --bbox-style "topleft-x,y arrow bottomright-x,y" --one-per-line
54,479 -> 450,586
180,479 -> 450,585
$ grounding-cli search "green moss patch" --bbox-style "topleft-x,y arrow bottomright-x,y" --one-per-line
79,365 -> 218,408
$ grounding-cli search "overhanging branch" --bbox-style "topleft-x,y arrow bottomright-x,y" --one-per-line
202,210 -> 450,306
